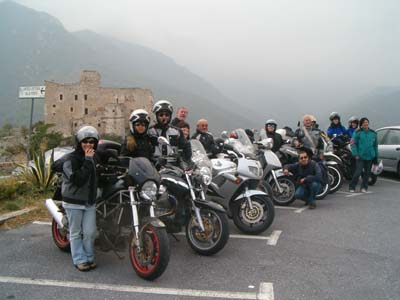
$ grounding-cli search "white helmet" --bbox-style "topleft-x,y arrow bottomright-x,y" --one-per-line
75,125 -> 99,147
129,109 -> 150,134
371,160 -> 383,175
265,119 -> 278,128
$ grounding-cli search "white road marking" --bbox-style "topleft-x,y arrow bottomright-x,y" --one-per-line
379,178 -> 400,184
336,191 -> 351,195
345,191 -> 373,198
32,221 -> 282,246
274,206 -> 298,210
294,207 -> 308,213
0,276 -> 274,300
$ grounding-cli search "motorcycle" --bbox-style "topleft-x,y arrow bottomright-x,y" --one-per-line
208,131 -> 275,235
320,132 -> 344,193
46,140 -> 170,280
157,137 -> 230,255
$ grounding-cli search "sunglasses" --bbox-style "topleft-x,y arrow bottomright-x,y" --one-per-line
299,156 -> 308,160
82,139 -> 96,144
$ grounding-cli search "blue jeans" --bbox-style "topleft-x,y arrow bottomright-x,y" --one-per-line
65,206 -> 96,265
295,181 -> 321,205
349,159 -> 372,190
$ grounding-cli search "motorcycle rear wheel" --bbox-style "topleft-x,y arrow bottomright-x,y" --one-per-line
231,195 -> 275,235
185,209 -> 229,256
129,224 -> 170,280
51,208 -> 70,252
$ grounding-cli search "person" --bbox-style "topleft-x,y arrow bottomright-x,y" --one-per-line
327,112 -> 347,138
347,116 -> 359,138
283,147 -> 322,209
148,100 -> 192,162
349,117 -> 378,193
171,106 -> 189,126
294,115 -> 324,160
191,119 -> 219,156
264,119 -> 283,152
175,120 -> 190,140
245,129 -> 255,143
62,125 -> 99,271
120,109 -> 156,160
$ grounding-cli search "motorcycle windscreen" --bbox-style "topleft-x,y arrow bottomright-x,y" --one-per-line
128,157 -> 160,186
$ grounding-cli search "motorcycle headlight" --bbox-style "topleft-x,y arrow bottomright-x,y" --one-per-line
140,181 -> 158,201
248,162 -> 263,177
200,167 -> 212,186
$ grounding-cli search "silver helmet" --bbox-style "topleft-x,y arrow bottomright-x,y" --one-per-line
75,125 -> 99,148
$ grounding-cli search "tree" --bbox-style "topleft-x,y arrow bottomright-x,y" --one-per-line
1,123 -> 13,137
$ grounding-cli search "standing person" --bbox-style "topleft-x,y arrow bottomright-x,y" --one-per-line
148,100 -> 191,162
175,120 -> 190,140
62,125 -> 99,271
349,117 -> 378,193
191,119 -> 219,156
347,116 -> 359,138
327,112 -> 347,138
171,106 -> 189,126
264,119 -> 283,152
120,109 -> 156,160
283,147 -> 322,209
294,115 -> 324,160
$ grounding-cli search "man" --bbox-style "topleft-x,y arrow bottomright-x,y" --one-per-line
283,147 -> 322,209
294,114 -> 324,160
264,119 -> 283,153
191,119 -> 219,156
171,106 -> 189,126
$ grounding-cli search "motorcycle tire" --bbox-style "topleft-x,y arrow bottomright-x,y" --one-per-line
327,165 -> 343,194
129,224 -> 170,280
268,176 -> 296,206
316,182 -> 330,200
185,209 -> 229,256
51,209 -> 70,252
231,195 -> 275,235
369,174 -> 378,186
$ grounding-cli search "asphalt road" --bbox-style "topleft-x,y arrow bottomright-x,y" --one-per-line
0,174 -> 399,300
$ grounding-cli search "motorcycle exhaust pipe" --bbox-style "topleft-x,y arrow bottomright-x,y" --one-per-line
45,199 -> 66,228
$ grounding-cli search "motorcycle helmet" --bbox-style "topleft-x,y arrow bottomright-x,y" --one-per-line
153,100 -> 173,115
329,112 -> 341,121
75,125 -> 99,149
371,160 -> 383,175
265,119 -> 278,129
129,109 -> 150,134
348,116 -> 359,125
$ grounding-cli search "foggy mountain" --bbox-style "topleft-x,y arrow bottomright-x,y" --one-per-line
0,1 -> 256,133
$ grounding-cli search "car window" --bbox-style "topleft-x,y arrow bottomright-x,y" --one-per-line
383,129 -> 400,145
377,129 -> 388,144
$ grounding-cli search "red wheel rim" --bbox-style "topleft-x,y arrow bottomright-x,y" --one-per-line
130,225 -> 160,275
52,220 -> 69,247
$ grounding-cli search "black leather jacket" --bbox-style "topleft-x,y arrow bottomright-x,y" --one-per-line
191,130 -> 219,156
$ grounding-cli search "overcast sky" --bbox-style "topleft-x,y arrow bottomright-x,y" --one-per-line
16,0 -> 400,123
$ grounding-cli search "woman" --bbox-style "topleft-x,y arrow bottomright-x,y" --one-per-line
347,116 -> 359,138
120,109 -> 156,159
327,112 -> 347,138
349,117 -> 378,193
62,125 -> 99,271
175,120 -> 190,140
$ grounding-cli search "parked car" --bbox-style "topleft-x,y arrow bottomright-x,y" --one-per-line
376,126 -> 400,177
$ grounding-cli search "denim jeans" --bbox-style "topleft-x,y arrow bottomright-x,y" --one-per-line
349,159 -> 372,190
295,181 -> 321,205
64,205 -> 96,265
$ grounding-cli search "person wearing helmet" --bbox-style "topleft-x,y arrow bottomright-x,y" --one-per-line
148,100 -> 192,162
294,115 -> 324,159
61,125 -> 99,272
327,112 -> 347,138
349,117 -> 378,193
264,119 -> 283,152
347,116 -> 359,138
120,109 -> 156,160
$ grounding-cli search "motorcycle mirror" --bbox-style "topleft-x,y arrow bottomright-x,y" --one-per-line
221,131 -> 229,139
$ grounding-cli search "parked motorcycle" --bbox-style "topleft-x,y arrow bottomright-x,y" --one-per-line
47,140 -> 170,280
158,138 -> 230,255
320,132 -> 344,193
208,131 -> 275,234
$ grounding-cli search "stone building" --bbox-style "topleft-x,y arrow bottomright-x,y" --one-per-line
44,70 -> 154,138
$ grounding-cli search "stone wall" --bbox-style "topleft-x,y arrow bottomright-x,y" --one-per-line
44,70 -> 154,138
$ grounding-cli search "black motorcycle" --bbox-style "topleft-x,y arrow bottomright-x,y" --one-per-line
46,140 -> 170,280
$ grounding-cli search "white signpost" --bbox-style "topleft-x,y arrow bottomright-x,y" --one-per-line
18,86 -> 46,162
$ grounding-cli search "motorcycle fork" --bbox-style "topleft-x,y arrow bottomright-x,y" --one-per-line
244,186 -> 254,210
271,170 -> 283,193
129,187 -> 142,249
185,173 -> 205,232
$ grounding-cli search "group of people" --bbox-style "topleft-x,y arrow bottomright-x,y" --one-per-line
59,99 -> 378,271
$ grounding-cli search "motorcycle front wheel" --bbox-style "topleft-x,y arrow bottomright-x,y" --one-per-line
129,224 -> 170,280
185,209 -> 229,256
268,176 -> 296,206
231,195 -> 275,235
327,165 -> 343,194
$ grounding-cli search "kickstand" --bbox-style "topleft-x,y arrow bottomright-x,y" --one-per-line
170,233 -> 180,242
102,232 -> 124,260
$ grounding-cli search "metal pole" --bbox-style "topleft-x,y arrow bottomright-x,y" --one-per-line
27,98 -> 35,163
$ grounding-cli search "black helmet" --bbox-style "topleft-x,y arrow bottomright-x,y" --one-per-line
329,112 -> 340,121
129,109 -> 150,134
75,125 -> 99,148
152,100 -> 173,124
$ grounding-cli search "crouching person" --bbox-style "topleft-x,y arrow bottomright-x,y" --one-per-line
62,125 -> 99,271
283,147 -> 322,209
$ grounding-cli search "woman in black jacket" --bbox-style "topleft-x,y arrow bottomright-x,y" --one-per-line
62,125 -> 99,271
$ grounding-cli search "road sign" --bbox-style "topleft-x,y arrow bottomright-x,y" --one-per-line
18,86 -> 46,99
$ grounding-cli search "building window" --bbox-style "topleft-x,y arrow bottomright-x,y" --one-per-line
74,123 -> 78,127
70,107 -> 73,112
75,95 -> 78,100
52,104 -> 56,108
98,123 -> 101,127
59,94 -> 63,100
84,94 -> 88,100
85,108 -> 88,115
